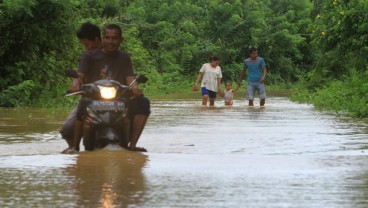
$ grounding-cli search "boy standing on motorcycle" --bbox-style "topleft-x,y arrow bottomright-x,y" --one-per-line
70,24 -> 150,152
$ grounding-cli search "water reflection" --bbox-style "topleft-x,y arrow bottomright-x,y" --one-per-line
65,149 -> 148,208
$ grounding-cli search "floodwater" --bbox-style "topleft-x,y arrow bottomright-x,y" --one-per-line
0,94 -> 368,208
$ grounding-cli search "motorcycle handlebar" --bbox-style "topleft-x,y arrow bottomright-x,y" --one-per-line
64,73 -> 148,97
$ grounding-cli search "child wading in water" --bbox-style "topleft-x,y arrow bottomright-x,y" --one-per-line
221,82 -> 239,106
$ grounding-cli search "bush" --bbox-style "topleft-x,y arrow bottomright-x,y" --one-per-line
292,69 -> 368,118
0,80 -> 40,107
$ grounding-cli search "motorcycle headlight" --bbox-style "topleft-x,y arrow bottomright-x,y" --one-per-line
98,86 -> 117,99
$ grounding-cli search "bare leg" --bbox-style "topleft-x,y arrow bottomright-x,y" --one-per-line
249,100 -> 254,106
66,138 -> 73,147
260,99 -> 265,106
128,115 -> 148,151
209,98 -> 215,106
202,94 -> 209,106
72,120 -> 83,151
60,108 -> 78,148
61,120 -> 82,154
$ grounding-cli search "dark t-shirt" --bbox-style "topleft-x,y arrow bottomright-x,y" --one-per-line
78,49 -> 134,85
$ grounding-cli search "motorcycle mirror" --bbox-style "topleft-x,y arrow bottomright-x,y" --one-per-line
64,69 -> 79,78
136,75 -> 148,84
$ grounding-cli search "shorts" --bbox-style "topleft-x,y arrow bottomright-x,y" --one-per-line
126,96 -> 151,118
201,87 -> 217,99
247,82 -> 266,100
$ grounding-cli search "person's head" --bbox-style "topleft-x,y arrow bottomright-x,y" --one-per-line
248,47 -> 258,60
225,81 -> 232,90
209,55 -> 220,67
76,22 -> 101,51
102,24 -> 123,54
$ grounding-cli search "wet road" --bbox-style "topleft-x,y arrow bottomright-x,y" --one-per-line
0,96 -> 368,208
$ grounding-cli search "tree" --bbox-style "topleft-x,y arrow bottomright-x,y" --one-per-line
0,0 -> 82,106
311,0 -> 368,80
260,0 -> 314,83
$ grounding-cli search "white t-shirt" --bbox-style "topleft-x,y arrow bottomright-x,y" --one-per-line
199,63 -> 222,92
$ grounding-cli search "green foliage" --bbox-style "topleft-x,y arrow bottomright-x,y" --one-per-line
30,79 -> 79,108
142,69 -> 193,96
311,0 -> 368,79
2,0 -> 366,120
0,0 -> 317,106
0,80 -> 40,107
291,0 -> 368,118
293,69 -> 368,118
123,0 -> 205,76
120,0 -> 314,85
0,0 -> 82,106
122,26 -> 154,73
0,0 -> 132,107
260,0 -> 314,83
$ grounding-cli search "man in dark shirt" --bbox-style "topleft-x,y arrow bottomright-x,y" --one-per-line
77,45 -> 133,84
69,24 -> 150,152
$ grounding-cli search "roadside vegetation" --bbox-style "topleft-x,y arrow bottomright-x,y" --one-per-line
0,0 -> 367,118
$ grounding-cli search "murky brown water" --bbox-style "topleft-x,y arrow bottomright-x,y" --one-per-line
0,96 -> 368,208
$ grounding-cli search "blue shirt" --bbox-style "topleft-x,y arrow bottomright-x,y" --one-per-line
243,57 -> 266,82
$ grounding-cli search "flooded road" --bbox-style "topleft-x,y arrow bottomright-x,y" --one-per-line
0,96 -> 368,207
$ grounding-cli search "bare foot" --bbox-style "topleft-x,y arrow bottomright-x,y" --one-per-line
61,147 -> 79,154
128,146 -> 147,152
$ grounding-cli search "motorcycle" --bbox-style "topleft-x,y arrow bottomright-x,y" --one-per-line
65,70 -> 148,151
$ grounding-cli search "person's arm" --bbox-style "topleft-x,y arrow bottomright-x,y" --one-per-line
126,76 -> 135,86
219,91 -> 224,97
194,72 -> 203,88
123,53 -> 143,96
218,67 -> 223,94
237,68 -> 246,87
260,66 -> 267,83
126,76 -> 143,96
69,72 -> 85,92
233,85 -> 239,92
217,77 -> 222,94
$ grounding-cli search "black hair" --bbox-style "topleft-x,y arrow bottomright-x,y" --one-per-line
248,47 -> 258,54
209,55 -> 220,62
104,24 -> 122,37
225,81 -> 232,86
76,22 -> 101,41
